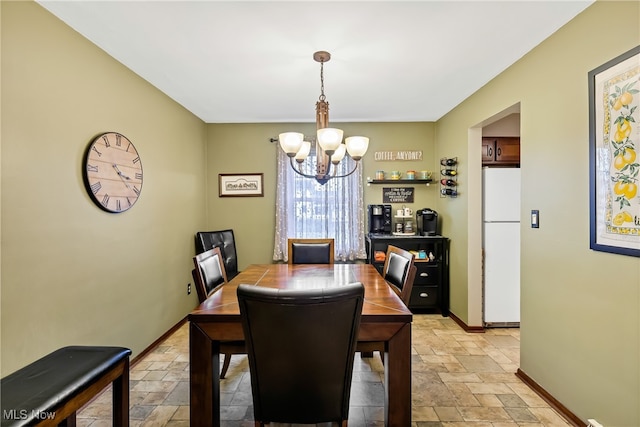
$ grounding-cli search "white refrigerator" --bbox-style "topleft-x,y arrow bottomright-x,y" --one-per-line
483,167 -> 521,326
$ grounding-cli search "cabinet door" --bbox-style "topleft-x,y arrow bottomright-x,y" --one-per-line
495,138 -> 520,165
482,138 -> 496,164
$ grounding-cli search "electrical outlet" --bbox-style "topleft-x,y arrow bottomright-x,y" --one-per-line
587,419 -> 603,427
187,283 -> 191,295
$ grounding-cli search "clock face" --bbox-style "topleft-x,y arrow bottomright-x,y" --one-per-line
83,132 -> 143,213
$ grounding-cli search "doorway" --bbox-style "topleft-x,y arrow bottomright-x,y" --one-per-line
481,114 -> 521,327
467,103 -> 521,328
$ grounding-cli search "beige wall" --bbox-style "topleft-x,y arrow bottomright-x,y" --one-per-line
1,2 -> 207,374
436,1 -> 639,425
205,122 -> 437,265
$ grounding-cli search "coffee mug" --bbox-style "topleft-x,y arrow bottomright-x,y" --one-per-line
404,207 -> 412,216
396,209 -> 404,217
390,171 -> 401,180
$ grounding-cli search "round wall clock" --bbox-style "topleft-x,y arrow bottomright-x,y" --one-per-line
83,132 -> 143,213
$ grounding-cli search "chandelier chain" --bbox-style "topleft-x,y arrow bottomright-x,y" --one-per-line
318,61 -> 326,102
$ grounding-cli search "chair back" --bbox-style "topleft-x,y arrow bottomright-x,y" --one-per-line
382,245 -> 416,304
237,282 -> 364,425
287,238 -> 335,264
400,265 -> 417,306
195,229 -> 239,279
192,247 -> 228,302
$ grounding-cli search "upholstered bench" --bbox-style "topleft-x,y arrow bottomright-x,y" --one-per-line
0,346 -> 131,427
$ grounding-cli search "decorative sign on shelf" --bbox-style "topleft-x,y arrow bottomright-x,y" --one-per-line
382,187 -> 415,204
374,151 -> 423,161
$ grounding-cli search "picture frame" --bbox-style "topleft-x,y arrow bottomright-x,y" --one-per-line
589,45 -> 640,257
218,173 -> 264,197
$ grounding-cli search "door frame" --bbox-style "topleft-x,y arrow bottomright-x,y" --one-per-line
467,103 -> 520,327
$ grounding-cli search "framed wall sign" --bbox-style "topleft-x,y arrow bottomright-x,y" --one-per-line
589,45 -> 640,257
219,173 -> 264,197
383,187 -> 414,204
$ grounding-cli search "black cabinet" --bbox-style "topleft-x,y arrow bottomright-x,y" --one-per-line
365,234 -> 449,315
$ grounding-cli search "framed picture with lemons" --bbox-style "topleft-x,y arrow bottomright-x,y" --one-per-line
589,45 -> 640,257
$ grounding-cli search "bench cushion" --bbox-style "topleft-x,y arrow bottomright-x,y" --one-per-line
1,346 -> 131,426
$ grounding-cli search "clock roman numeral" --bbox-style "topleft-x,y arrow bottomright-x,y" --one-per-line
101,194 -> 110,207
102,135 -> 110,148
132,186 -> 141,196
87,164 -> 98,173
127,198 -> 133,207
135,172 -> 143,180
91,146 -> 102,157
90,182 -> 102,194
132,156 -> 140,164
116,199 -> 122,211
126,142 -> 132,152
115,134 -> 122,147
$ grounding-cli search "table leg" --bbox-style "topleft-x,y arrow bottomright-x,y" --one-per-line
190,322 -> 221,427
385,323 -> 411,427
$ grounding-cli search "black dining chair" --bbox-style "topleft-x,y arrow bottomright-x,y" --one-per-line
237,282 -> 364,427
287,238 -> 335,264
195,229 -> 240,279
358,245 -> 416,362
192,247 -> 245,379
382,245 -> 417,304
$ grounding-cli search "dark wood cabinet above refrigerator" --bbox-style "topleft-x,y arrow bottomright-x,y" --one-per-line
482,137 -> 520,166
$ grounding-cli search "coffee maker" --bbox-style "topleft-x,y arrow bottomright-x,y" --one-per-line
416,208 -> 438,236
368,204 -> 392,234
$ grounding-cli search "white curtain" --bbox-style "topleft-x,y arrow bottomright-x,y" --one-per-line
273,144 -> 367,262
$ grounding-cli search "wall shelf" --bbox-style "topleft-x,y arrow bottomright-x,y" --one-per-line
367,179 -> 432,185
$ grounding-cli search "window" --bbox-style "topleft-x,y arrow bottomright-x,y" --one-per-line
273,144 -> 367,262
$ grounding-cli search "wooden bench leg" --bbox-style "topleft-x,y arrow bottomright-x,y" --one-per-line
58,413 -> 76,426
112,358 -> 130,427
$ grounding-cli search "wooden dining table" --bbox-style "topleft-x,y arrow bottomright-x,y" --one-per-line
188,263 -> 413,426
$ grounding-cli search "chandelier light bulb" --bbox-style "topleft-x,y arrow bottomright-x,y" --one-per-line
331,144 -> 347,164
317,128 -> 344,154
294,141 -> 311,163
345,136 -> 369,161
278,132 -> 304,157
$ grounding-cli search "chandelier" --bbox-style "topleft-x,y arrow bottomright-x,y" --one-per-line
276,51 -> 369,185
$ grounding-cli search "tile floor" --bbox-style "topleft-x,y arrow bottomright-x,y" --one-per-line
77,314 -> 573,426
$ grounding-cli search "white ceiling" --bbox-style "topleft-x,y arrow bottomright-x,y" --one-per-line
36,0 -> 593,124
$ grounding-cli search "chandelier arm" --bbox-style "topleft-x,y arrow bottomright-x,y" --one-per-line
324,159 -> 333,177
330,162 -> 360,179
289,157 -> 319,179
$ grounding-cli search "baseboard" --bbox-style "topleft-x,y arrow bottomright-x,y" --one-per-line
448,311 -> 485,333
131,316 -> 188,367
515,368 -> 584,427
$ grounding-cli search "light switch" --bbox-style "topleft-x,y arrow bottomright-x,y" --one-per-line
531,210 -> 539,228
